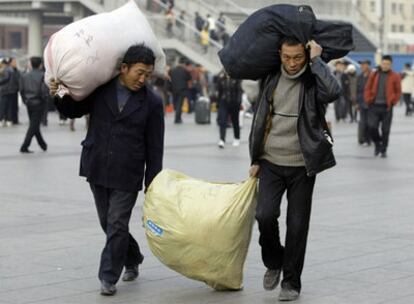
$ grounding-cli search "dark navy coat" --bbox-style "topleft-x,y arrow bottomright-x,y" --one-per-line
56,78 -> 165,192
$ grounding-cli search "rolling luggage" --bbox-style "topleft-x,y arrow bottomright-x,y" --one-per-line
195,96 -> 211,124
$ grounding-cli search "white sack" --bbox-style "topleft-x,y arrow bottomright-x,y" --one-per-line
44,0 -> 166,101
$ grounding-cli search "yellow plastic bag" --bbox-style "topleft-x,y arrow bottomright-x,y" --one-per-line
143,169 -> 258,290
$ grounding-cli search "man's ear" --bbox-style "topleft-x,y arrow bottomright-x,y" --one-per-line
120,63 -> 129,73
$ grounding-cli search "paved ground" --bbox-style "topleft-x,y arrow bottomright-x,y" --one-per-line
1,104 -> 414,304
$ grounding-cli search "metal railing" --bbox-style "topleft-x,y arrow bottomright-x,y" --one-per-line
145,14 -> 222,68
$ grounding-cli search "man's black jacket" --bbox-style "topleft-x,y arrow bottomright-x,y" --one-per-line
249,57 -> 341,176
56,78 -> 165,192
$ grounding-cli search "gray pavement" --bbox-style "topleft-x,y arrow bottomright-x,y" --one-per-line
1,105 -> 414,304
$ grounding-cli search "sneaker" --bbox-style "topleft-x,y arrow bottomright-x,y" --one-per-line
40,144 -> 48,152
122,265 -> 139,282
59,120 -> 66,126
100,280 -> 116,296
232,139 -> 240,147
263,268 -> 281,291
218,140 -> 225,149
381,152 -> 387,158
6,121 -> 12,127
278,288 -> 300,301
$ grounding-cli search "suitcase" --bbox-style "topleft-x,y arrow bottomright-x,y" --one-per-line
195,97 -> 211,124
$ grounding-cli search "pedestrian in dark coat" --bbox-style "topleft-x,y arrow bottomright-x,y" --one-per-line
51,45 -> 165,296
249,38 -> 340,301
356,60 -> 372,145
19,57 -> 48,153
216,71 -> 242,148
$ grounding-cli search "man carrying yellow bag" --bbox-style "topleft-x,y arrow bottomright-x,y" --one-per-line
143,169 -> 257,290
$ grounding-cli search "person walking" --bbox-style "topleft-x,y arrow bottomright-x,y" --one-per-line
401,63 -> 413,116
200,25 -> 210,54
0,58 -> 13,127
346,64 -> 358,122
249,38 -> 340,301
364,55 -> 401,158
19,57 -> 48,153
176,10 -> 186,41
8,58 -> 21,124
216,71 -> 242,148
169,58 -> 192,123
50,45 -> 165,296
333,60 -> 349,122
165,8 -> 175,36
194,12 -> 205,40
356,60 -> 372,146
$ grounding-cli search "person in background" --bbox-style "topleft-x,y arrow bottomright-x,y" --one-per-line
200,25 -> 210,54
176,10 -> 186,41
0,58 -> 13,127
333,60 -> 349,122
357,60 -> 372,146
207,14 -> 217,41
169,57 -> 192,123
195,12 -> 205,40
216,70 -> 242,148
7,57 -> 21,125
346,64 -> 358,123
401,63 -> 413,116
165,8 -> 175,36
19,57 -> 48,153
364,55 -> 401,158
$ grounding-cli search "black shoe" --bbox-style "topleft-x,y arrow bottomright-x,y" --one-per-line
381,152 -> 387,158
263,268 -> 281,291
122,265 -> 139,282
40,144 -> 48,151
374,144 -> 381,156
20,148 -> 33,154
100,280 -> 116,296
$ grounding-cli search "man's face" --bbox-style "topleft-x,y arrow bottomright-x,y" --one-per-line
360,63 -> 370,73
280,43 -> 307,75
381,60 -> 392,72
10,58 -> 17,68
120,62 -> 154,91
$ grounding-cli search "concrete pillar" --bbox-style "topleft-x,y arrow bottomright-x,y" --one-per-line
28,10 -> 43,56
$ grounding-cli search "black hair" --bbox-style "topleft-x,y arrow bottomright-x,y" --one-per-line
179,57 -> 187,64
122,44 -> 155,67
30,57 -> 42,69
279,37 -> 303,49
2,57 -> 11,65
382,55 -> 393,62
404,62 -> 411,68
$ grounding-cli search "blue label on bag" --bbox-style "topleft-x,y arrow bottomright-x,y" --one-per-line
147,220 -> 163,237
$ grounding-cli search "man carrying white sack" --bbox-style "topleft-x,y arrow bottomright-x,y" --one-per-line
50,44 -> 165,296
249,39 -> 340,301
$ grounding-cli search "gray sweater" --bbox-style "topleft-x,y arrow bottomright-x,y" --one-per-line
261,65 -> 306,167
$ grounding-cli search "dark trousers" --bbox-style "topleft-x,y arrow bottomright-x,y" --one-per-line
8,93 -> 18,124
90,184 -> 144,284
402,93 -> 412,116
0,94 -> 12,121
359,108 -> 371,144
21,103 -> 47,150
256,160 -> 316,292
173,91 -> 186,123
368,105 -> 393,153
218,101 -> 240,141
